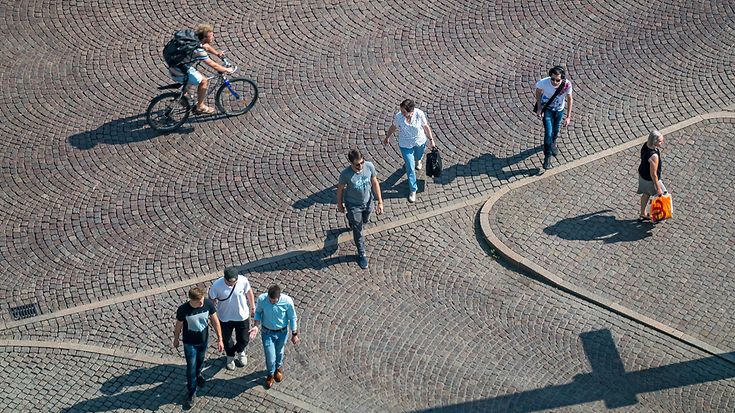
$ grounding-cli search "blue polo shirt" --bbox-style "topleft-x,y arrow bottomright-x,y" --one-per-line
254,293 -> 298,332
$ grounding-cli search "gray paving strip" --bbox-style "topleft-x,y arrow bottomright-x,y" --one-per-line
480,110 -> 735,366
0,339 -> 330,413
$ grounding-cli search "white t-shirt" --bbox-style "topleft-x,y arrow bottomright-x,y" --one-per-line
393,108 -> 428,148
535,77 -> 573,111
208,275 -> 252,322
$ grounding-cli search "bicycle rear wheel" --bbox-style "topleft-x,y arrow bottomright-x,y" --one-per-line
146,92 -> 191,132
215,78 -> 258,116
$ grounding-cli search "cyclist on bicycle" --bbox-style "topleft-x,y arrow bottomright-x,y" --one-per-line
168,23 -> 233,114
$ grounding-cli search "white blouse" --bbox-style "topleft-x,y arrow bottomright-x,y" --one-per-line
393,108 -> 428,148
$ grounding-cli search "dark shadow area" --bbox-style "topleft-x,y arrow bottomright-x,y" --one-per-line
67,111 -> 227,150
544,210 -> 654,244
414,329 -> 735,413
233,227 -> 354,275
435,145 -> 543,186
63,360 -> 266,412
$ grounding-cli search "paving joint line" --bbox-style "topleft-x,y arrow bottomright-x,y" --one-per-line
0,339 -> 331,413
479,110 -> 735,366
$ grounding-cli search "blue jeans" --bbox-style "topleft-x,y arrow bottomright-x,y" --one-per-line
183,338 -> 208,396
400,143 -> 427,193
262,328 -> 288,376
346,198 -> 372,256
542,109 -> 564,157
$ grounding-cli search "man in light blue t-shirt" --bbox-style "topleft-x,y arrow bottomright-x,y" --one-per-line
337,149 -> 384,269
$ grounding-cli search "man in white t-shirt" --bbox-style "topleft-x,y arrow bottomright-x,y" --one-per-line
208,267 -> 257,370
534,65 -> 574,172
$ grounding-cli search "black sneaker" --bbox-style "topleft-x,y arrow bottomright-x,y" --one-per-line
358,255 -> 369,269
185,394 -> 197,409
196,375 -> 206,387
543,157 -> 552,170
551,142 -> 559,157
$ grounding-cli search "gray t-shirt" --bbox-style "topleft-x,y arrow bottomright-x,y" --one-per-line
339,161 -> 377,206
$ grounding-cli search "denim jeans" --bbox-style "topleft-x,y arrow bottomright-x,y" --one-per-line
221,319 -> 250,357
400,143 -> 427,193
183,338 -> 208,396
346,198 -> 372,256
542,109 -> 565,157
261,327 -> 289,376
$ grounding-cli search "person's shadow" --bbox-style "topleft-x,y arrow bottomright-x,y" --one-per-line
62,361 -> 265,412
544,210 -> 654,244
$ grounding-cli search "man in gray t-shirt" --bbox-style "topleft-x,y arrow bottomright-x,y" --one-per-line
337,149 -> 384,269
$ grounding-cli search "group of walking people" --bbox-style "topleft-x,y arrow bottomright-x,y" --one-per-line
173,268 -> 299,409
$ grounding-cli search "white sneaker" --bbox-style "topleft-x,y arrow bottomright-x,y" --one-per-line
408,192 -> 416,203
235,351 -> 247,367
416,159 -> 423,170
226,356 -> 236,370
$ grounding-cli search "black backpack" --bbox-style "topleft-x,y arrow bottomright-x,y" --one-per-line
426,147 -> 442,177
162,29 -> 200,67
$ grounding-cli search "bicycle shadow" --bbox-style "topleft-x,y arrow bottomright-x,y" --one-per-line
62,360 -> 266,412
67,111 -> 229,150
544,210 -> 654,244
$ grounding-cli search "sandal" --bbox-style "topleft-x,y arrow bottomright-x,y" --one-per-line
194,105 -> 216,115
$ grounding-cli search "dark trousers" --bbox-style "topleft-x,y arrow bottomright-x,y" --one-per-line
346,198 -> 372,256
183,338 -> 207,396
221,319 -> 250,357
542,109 -> 565,157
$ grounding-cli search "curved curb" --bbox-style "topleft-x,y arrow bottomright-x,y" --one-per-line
479,111 -> 735,365
0,339 -> 331,413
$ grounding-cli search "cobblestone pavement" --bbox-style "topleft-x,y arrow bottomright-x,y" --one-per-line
3,207 -> 735,412
489,118 -> 735,351
1,0 -> 735,411
1,0 -> 734,316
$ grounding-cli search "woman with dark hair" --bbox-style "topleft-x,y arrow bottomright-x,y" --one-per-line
383,99 -> 437,203
637,130 -> 666,221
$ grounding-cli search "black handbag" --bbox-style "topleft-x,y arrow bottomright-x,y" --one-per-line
426,147 -> 442,178
532,79 -> 566,113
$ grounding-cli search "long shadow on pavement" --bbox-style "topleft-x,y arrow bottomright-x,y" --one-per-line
67,112 -> 227,150
63,361 -> 265,412
413,329 -> 735,413
544,210 -> 654,244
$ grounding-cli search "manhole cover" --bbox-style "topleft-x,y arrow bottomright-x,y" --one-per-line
9,304 -> 38,320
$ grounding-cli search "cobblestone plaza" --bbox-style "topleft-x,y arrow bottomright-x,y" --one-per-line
0,0 -> 734,411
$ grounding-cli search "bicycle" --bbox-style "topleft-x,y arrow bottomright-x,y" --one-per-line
146,58 -> 258,132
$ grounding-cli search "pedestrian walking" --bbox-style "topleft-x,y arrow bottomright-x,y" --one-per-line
251,284 -> 300,389
208,267 -> 257,370
637,130 -> 666,221
337,149 -> 384,269
534,66 -> 573,172
383,99 -> 437,203
173,287 -> 224,409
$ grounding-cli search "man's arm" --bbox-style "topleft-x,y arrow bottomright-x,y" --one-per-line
371,177 -> 384,215
564,94 -> 573,127
202,43 -> 225,58
173,320 -> 183,348
384,125 -> 397,144
288,301 -> 300,345
209,312 -> 224,352
422,125 -> 436,149
247,288 -> 255,319
336,184 -> 346,213
535,88 -> 543,118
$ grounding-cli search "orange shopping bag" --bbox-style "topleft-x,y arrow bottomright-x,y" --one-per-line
646,193 -> 673,222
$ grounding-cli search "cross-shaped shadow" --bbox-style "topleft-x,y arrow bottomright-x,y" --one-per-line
414,329 -> 735,412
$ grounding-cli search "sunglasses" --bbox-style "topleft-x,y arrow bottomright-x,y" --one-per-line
352,160 -> 365,167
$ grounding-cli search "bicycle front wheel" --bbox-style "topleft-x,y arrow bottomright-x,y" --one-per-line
146,92 -> 191,132
215,78 -> 258,116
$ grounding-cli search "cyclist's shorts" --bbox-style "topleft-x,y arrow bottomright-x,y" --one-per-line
169,65 -> 205,86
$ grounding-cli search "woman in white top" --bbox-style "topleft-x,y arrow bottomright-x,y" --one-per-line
383,99 -> 437,203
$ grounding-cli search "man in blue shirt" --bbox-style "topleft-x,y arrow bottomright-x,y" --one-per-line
251,284 -> 300,389
337,149 -> 384,269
